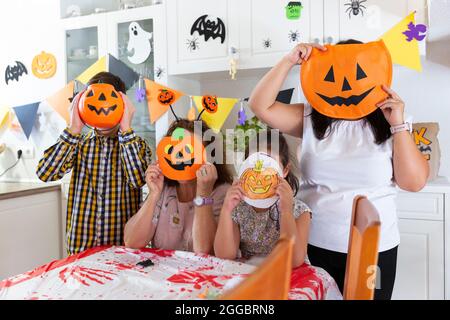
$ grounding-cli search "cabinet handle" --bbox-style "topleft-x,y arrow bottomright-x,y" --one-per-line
313,38 -> 320,44
325,36 -> 334,44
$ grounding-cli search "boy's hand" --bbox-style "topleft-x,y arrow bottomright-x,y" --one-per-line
196,163 -> 218,197
119,92 -> 136,132
69,91 -> 85,135
284,43 -> 327,66
146,162 -> 164,199
276,178 -> 294,215
222,180 -> 244,214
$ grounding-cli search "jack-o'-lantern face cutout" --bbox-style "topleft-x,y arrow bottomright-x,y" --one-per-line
301,40 -> 392,120
32,51 -> 57,79
158,89 -> 175,105
78,83 -> 124,130
241,160 -> 278,200
156,127 -> 206,181
202,95 -> 218,113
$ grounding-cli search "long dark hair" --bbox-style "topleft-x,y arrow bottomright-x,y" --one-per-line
245,129 -> 299,196
164,119 -> 233,188
309,39 -> 392,145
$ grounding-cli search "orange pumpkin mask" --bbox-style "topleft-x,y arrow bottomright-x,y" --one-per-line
241,160 -> 278,200
301,40 -> 392,120
156,127 -> 206,181
78,83 -> 124,130
32,51 -> 57,79
202,95 -> 218,113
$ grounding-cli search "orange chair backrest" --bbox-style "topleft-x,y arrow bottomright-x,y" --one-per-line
221,235 -> 294,300
343,195 -> 381,300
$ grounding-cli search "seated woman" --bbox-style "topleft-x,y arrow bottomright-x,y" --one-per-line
124,119 -> 232,254
214,131 -> 311,268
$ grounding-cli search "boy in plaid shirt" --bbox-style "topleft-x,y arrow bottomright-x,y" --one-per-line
37,72 -> 151,255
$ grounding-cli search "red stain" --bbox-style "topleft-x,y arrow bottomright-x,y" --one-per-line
149,249 -> 174,258
167,271 -> 230,290
105,261 -> 147,274
59,266 -> 116,286
289,264 -> 324,299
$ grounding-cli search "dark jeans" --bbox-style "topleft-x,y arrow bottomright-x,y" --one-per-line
307,244 -> 398,300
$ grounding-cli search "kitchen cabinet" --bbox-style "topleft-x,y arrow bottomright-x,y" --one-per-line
0,185 -> 63,280
61,4 -> 169,149
392,177 -> 450,300
167,0 -> 427,75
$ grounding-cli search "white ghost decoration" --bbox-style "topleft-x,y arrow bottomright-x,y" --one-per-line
127,22 -> 153,65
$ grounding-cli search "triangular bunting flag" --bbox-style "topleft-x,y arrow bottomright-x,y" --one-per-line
46,81 -> 75,124
144,79 -> 185,123
76,56 -> 107,84
0,106 -> 11,130
193,95 -> 238,133
380,12 -> 423,72
244,88 -> 295,104
108,54 -> 140,90
13,102 -> 40,139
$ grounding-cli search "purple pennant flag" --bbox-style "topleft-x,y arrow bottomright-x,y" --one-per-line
403,22 -> 427,42
108,54 -> 140,90
13,102 -> 40,139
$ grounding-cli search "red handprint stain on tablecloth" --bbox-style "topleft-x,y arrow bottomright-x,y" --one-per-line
289,264 -> 325,300
167,271 -> 231,290
59,266 -> 116,286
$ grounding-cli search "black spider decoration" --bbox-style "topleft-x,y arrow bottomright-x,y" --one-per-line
262,38 -> 272,49
344,0 -> 367,18
155,66 -> 165,79
186,37 -> 200,51
288,30 -> 301,43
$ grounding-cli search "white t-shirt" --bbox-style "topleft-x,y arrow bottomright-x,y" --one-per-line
299,104 -> 407,253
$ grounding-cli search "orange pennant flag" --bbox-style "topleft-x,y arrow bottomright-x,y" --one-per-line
46,81 -> 75,124
144,79 -> 184,123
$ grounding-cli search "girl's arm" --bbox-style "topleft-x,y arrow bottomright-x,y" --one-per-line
124,164 -> 164,248
277,179 -> 309,268
192,163 -> 219,254
214,182 -> 243,260
248,43 -> 326,138
377,86 -> 429,192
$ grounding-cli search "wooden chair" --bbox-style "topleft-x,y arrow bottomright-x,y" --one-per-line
343,195 -> 381,300
220,235 -> 294,300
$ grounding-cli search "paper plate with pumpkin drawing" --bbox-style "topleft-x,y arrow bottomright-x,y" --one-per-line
238,152 -> 283,209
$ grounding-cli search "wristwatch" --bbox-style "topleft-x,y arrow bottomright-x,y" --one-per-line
390,122 -> 411,134
193,196 -> 214,207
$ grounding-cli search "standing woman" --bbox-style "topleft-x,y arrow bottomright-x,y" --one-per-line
248,40 -> 428,300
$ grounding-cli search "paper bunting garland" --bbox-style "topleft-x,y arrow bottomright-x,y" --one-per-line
144,79 -> 185,123
46,81 -> 75,124
108,54 -> 140,90
193,95 -> 238,132
0,106 -> 11,130
76,56 -> 107,84
380,12 -> 423,72
13,102 -> 40,139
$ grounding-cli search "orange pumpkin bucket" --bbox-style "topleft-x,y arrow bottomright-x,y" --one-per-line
78,83 -> 125,130
300,40 -> 392,120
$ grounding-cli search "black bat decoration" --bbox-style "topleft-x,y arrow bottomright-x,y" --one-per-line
419,145 -> 432,153
5,61 -> 28,85
190,15 -> 226,43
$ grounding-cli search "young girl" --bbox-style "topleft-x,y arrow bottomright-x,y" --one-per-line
124,119 -> 232,254
214,131 -> 311,267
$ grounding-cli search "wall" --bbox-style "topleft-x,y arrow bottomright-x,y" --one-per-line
0,0 -> 67,182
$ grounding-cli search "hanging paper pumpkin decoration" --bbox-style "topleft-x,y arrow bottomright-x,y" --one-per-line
31,51 -> 57,79
300,40 -> 392,120
78,83 -> 124,130
156,127 -> 206,181
202,95 -> 218,113
238,152 -> 282,208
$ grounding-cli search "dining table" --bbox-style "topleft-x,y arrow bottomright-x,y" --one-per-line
0,246 -> 342,300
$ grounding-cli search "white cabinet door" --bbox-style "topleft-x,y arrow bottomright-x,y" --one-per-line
323,0 -> 426,44
238,0 -> 320,69
0,190 -> 62,280
392,219 -> 444,300
167,0 -> 238,75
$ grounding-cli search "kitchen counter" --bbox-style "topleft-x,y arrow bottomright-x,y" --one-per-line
0,182 -> 62,200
